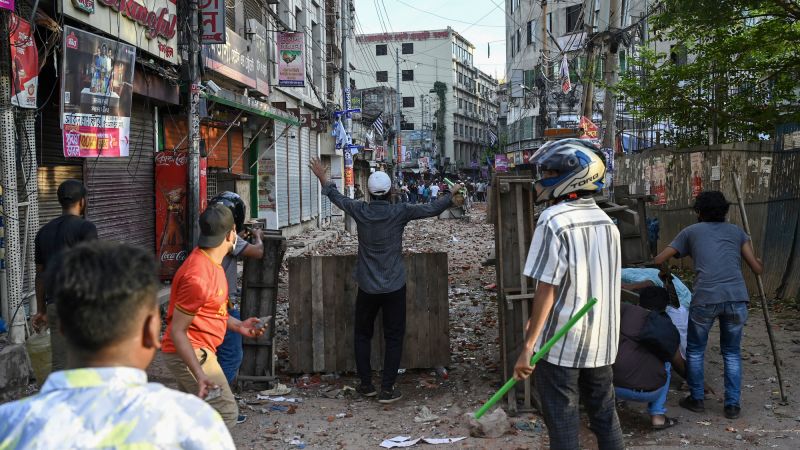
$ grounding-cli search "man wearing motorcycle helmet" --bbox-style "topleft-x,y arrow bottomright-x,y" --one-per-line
513,139 -> 624,449
209,192 -> 264,424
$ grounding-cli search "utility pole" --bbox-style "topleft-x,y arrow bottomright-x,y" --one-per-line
580,0 -> 597,119
187,0 -> 200,247
394,47 -> 402,167
602,0 -> 622,149
340,0 -> 354,198
538,0 -> 550,132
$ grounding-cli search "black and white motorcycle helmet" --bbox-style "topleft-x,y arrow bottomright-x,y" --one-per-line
527,138 -> 606,203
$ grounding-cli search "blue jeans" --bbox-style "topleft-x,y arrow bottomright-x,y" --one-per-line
217,308 -> 243,385
687,301 -> 748,407
615,363 -> 671,416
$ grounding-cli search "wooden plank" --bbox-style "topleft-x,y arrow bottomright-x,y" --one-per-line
333,256 -> 349,373
322,257 -> 338,373
311,257 -> 326,371
297,257 -> 314,372
416,253 -> 431,368
402,254 -> 417,369
342,255 -> 358,372
432,252 -> 449,366
287,258 -> 302,372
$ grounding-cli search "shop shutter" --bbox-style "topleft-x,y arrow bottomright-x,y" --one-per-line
84,102 -> 155,251
275,123 -> 289,228
37,166 -> 84,224
300,127 -> 311,220
288,125 -> 300,225
244,0 -> 263,24
321,155 -> 332,219
310,131 -> 319,217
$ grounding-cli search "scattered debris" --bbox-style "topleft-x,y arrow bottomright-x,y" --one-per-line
256,395 -> 302,403
466,408 -> 509,438
414,406 -> 440,423
259,383 -> 292,396
379,436 -> 467,448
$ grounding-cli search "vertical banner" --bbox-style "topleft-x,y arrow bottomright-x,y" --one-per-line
343,149 -> 354,191
200,0 -> 226,44
9,14 -> 38,109
257,149 -> 278,229
277,32 -> 305,87
690,152 -> 704,198
61,26 -> 136,158
155,151 -> 207,280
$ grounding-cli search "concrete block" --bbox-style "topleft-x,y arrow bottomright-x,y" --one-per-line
0,344 -> 32,391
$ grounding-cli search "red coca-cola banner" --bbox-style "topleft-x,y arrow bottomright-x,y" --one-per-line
155,151 -> 207,280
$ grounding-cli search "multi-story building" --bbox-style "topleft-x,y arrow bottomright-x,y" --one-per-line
351,28 -> 498,173
504,0 -> 646,153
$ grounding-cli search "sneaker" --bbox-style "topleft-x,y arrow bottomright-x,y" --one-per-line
724,405 -> 741,419
236,414 -> 248,424
378,388 -> 403,404
356,383 -> 377,397
679,395 -> 705,413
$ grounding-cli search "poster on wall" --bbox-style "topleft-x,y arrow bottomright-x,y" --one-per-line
495,154 -> 508,172
155,151 -> 208,280
61,26 -> 136,158
690,152 -> 704,198
257,152 -> 278,229
277,32 -> 305,87
652,159 -> 667,205
9,14 -> 38,108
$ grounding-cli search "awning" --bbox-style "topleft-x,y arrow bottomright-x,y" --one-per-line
205,90 -> 300,126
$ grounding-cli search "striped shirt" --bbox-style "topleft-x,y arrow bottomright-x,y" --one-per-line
523,197 -> 621,368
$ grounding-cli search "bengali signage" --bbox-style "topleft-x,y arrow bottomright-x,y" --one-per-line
277,32 -> 305,87
249,19 -> 269,96
202,28 -> 257,90
495,154 -> 508,172
9,14 -> 38,109
62,0 -> 178,63
200,0 -> 226,44
61,26 -> 136,157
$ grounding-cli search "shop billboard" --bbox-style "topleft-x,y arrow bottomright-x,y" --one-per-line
61,0 -> 178,64
61,26 -> 136,158
277,32 -> 305,87
200,0 -> 226,44
9,14 -> 38,109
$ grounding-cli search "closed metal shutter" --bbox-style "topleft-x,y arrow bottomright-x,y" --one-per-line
288,125 -> 300,225
300,127 -> 311,220
321,155 -> 332,219
244,0 -> 263,24
37,101 -> 84,225
275,123 -> 289,228
84,102 -> 155,250
310,131 -> 319,217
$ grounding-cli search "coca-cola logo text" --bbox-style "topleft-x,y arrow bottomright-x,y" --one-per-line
160,250 -> 187,262
155,152 -> 188,166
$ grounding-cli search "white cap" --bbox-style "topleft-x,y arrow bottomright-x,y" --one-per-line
367,171 -> 391,195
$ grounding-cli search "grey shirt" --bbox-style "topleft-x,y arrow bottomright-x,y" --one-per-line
222,236 -> 249,301
322,182 -> 454,294
669,221 -> 751,305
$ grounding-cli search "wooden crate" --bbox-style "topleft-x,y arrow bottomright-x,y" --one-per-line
288,253 -> 449,373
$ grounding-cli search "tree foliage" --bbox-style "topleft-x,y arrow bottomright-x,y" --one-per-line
432,81 -> 447,151
616,0 -> 800,146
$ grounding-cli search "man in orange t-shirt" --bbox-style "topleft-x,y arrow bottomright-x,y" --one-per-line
162,204 -> 266,428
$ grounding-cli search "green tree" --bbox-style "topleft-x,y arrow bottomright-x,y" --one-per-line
616,0 -> 800,146
432,81 -> 447,153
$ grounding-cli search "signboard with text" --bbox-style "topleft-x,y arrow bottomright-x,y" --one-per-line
200,0 -> 226,44
61,26 -> 136,157
495,154 -> 508,172
61,0 -> 178,63
202,28 -> 257,89
277,32 -> 305,87
248,19 -> 270,96
10,14 -> 38,109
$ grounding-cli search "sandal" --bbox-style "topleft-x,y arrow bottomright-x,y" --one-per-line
652,416 -> 678,430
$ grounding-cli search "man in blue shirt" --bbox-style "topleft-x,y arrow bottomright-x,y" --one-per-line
310,158 -> 461,404
655,191 -> 763,419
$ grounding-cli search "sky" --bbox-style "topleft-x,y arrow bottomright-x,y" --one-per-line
353,0 -> 507,80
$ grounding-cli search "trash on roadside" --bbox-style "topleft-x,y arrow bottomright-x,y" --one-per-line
322,387 -> 342,399
466,408 -> 509,438
423,437 -> 466,444
288,436 -> 306,448
380,436 -> 467,448
259,383 -> 292,396
268,405 -> 289,413
335,413 -> 348,419
256,395 -> 302,403
414,406 -> 440,423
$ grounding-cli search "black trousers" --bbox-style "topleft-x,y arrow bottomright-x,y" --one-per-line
354,285 -> 406,390
534,360 -> 625,450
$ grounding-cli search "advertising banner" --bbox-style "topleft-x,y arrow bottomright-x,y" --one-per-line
155,151 -> 207,280
579,116 -> 600,144
690,152 -> 703,198
249,19 -> 270,95
200,0 -> 226,44
652,158 -> 667,205
277,32 -> 305,87
62,0 -> 178,63
203,28 -> 257,89
61,26 -> 136,158
0,0 -> 14,12
506,152 -> 516,169
495,154 -> 508,172
9,14 -> 38,109
257,150 -> 278,230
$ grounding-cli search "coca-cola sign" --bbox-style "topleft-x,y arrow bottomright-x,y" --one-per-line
155,151 -> 188,166
160,249 -> 187,263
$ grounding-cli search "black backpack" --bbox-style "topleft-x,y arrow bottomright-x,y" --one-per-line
634,311 -> 680,362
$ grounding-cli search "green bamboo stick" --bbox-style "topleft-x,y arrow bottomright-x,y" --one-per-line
473,297 -> 598,419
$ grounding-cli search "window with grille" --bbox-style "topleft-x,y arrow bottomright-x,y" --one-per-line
402,97 -> 415,108
401,122 -> 415,130
566,5 -> 582,33
376,71 -> 388,82
402,70 -> 414,81
376,44 -> 387,56
402,43 -> 413,54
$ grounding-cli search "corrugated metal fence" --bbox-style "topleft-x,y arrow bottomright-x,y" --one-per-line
615,141 -> 800,300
